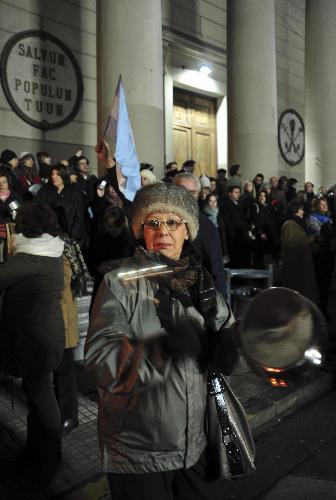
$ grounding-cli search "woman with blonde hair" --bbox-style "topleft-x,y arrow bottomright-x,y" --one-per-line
140,169 -> 157,186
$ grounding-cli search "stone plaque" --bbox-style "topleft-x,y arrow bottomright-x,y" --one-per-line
0,30 -> 83,130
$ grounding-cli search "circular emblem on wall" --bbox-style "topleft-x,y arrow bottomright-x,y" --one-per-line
278,109 -> 305,166
0,30 -> 83,130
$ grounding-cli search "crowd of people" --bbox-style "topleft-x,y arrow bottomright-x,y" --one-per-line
0,143 -> 335,494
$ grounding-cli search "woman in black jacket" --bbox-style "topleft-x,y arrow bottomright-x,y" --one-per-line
0,201 -> 65,487
251,190 -> 277,267
37,165 -> 86,244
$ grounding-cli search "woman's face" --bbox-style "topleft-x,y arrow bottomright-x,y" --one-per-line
305,183 -> 314,193
23,156 -> 34,168
208,195 -> 218,209
210,180 -> 217,193
143,211 -> 189,260
258,192 -> 266,205
0,176 -> 9,192
245,182 -> 253,193
51,169 -> 64,189
319,199 -> 328,213
141,175 -> 151,187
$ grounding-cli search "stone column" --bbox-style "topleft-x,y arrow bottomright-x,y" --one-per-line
97,0 -> 164,177
305,0 -> 336,188
227,0 -> 278,182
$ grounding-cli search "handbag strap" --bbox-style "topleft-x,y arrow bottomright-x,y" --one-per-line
209,369 -> 246,475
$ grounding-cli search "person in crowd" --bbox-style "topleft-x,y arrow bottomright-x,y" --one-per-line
54,249 -> 80,437
286,178 -> 298,203
182,159 -> 196,174
306,197 -> 336,315
253,173 -> 264,198
60,159 -> 70,168
94,139 -> 133,222
251,189 -> 277,268
209,176 -> 217,194
162,161 -> 179,183
260,182 -> 272,199
85,182 -> 237,500
303,181 -> 315,215
198,175 -> 211,208
202,192 -> 229,262
36,151 -> 52,182
269,175 -> 288,243
270,176 -> 278,190
220,185 -> 252,268
0,149 -> 19,172
88,205 -> 135,307
202,193 -> 219,227
89,180 -> 124,237
0,201 -> 65,487
0,170 -> 22,223
140,162 -> 155,173
225,164 -> 243,193
239,180 -> 255,223
0,170 -> 22,262
36,165 -> 86,244
15,152 -> 41,196
67,148 -> 84,171
277,175 -> 289,200
173,172 -> 227,297
52,206 -> 89,438
0,149 -> 24,196
216,168 -> 227,200
140,168 -> 157,186
280,201 -> 318,304
74,155 -> 98,207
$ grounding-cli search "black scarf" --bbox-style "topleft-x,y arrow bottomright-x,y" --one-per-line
135,247 -> 218,366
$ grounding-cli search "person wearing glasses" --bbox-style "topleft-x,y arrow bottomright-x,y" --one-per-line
85,182 -> 237,500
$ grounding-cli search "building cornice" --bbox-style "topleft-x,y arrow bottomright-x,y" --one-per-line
162,25 -> 226,67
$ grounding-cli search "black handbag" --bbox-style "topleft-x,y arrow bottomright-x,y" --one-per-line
206,367 -> 256,481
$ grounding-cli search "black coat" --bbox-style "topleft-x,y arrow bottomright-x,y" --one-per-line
0,254 -> 65,376
193,213 -> 226,296
76,173 -> 98,207
220,198 -> 251,268
251,202 -> 277,244
37,183 -> 86,242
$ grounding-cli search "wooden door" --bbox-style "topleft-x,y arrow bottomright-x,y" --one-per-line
173,89 -> 217,177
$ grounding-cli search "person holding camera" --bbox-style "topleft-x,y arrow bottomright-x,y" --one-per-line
0,170 -> 22,224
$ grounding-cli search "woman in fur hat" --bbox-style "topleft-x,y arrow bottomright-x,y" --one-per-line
85,182 -> 238,499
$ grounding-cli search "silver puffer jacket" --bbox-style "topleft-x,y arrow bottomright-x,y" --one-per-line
85,255 -> 233,474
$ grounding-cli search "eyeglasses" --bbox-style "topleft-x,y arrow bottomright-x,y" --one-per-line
143,219 -> 187,231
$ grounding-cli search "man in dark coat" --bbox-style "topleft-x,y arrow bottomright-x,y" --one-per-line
74,155 -> 98,207
173,173 -> 227,297
220,185 -> 252,268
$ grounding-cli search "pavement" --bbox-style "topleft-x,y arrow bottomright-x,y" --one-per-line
0,279 -> 335,499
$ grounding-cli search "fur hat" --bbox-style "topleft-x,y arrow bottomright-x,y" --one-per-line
131,182 -> 199,241
0,149 -> 17,164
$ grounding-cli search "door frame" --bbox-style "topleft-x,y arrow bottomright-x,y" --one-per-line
164,64 -> 227,172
